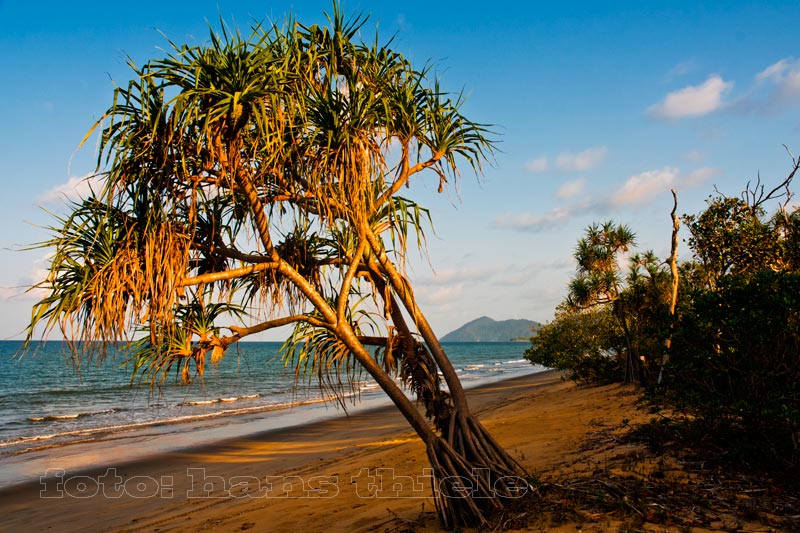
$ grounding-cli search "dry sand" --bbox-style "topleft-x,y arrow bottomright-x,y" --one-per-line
0,371 -> 656,532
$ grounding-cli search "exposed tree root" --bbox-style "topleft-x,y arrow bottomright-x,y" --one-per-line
426,413 -> 532,529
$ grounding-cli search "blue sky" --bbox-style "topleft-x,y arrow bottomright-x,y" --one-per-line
2,1 -> 800,340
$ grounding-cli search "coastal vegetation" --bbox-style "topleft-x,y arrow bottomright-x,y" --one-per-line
526,154 -> 800,472
24,4 -> 527,528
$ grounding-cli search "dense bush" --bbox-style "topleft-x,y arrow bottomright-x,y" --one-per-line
531,165 -> 800,468
525,306 -> 624,383
666,271 -> 800,465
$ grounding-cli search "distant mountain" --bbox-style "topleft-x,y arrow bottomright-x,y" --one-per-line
440,316 -> 540,342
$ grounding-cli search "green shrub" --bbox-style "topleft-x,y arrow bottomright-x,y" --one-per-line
666,271 -> 800,466
525,306 -> 624,383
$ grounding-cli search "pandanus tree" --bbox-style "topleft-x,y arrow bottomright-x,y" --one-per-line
567,220 -> 642,383
25,6 -> 527,529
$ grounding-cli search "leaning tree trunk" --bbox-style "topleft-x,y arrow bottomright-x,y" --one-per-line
342,321 -> 529,529
241,181 -> 531,528
397,315 -> 531,529
363,232 -> 531,528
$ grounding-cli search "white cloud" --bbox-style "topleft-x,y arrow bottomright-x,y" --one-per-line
555,146 -> 607,172
753,57 -> 800,106
414,266 -> 496,309
495,165 -> 719,233
418,267 -> 491,286
555,178 -> 586,199
418,285 -> 465,306
0,254 -> 52,302
524,157 -> 549,173
683,166 -> 721,188
756,58 -> 792,82
684,150 -> 704,162
611,167 -> 680,207
670,59 -> 800,117
493,207 -> 571,233
610,166 -> 721,208
648,75 -> 733,119
39,173 -> 103,204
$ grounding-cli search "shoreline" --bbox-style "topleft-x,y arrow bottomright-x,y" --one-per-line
0,340 -> 536,462
0,370 -> 568,532
0,367 -> 546,490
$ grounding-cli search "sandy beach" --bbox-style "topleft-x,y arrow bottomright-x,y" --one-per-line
0,372 -> 568,531
0,370 -> 626,532
3,368 -> 793,533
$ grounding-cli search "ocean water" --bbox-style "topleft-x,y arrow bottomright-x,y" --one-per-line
0,340 -> 541,460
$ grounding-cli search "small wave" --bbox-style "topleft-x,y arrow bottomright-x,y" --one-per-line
185,399 -> 217,406
503,359 -> 527,364
2,398 -> 323,453
27,409 -> 115,423
183,393 -> 261,406
465,364 -> 485,370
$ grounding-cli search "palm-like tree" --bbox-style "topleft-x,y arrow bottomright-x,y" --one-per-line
27,6 -> 526,528
567,220 -> 642,383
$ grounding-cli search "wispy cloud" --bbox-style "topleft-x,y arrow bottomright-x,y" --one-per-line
740,57 -> 800,112
651,59 -> 800,121
665,60 -> 698,80
648,75 -> 733,119
610,166 -> 720,207
610,167 -> 680,207
524,157 -> 549,173
755,58 -> 800,98
38,173 -> 103,204
683,166 -> 721,188
418,285 -> 465,306
413,266 -> 497,308
555,146 -> 607,172
495,166 -> 720,232
492,207 -> 572,233
684,150 -> 705,162
555,178 -> 586,199
0,254 -> 52,302
524,147 -> 607,174
756,59 -> 792,83
417,267 -> 491,286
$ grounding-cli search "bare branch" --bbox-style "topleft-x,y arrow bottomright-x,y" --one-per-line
744,147 -> 798,211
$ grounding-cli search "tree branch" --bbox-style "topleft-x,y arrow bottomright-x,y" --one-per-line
178,262 -> 280,287
219,314 -> 328,347
375,147 -> 443,208
192,243 -> 274,264
743,146 -> 798,212
358,335 -> 389,346
336,240 -> 368,324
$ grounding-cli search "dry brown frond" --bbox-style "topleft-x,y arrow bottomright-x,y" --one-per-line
141,222 -> 190,327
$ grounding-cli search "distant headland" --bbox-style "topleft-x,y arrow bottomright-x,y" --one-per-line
440,316 -> 540,342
